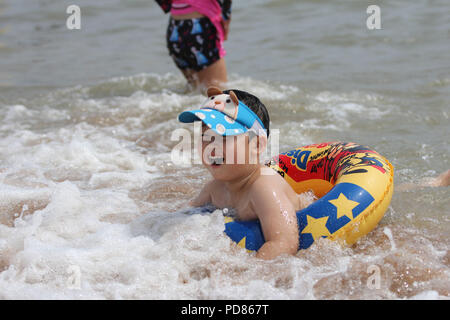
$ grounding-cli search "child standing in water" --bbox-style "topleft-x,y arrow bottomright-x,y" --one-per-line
155,0 -> 232,90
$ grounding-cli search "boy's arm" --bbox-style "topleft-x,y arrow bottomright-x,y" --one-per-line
217,0 -> 232,40
217,0 -> 232,21
250,184 -> 299,260
189,180 -> 214,207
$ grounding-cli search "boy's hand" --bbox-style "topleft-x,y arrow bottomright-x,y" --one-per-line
189,180 -> 214,207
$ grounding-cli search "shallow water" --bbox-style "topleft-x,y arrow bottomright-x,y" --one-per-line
0,0 -> 449,299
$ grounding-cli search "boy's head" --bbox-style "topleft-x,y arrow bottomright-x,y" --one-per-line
222,89 -> 270,138
178,87 -> 270,138
178,87 -> 270,181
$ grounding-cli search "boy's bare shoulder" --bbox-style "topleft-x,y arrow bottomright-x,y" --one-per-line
249,168 -> 287,196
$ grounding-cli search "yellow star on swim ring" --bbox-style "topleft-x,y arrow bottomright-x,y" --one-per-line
301,215 -> 331,240
328,193 -> 360,219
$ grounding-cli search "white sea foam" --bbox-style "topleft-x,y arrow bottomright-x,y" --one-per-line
0,74 -> 448,300
310,91 -> 393,122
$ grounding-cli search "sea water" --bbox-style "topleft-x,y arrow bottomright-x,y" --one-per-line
0,0 -> 449,299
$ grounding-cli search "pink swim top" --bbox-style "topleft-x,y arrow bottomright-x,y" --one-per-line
170,0 -> 226,57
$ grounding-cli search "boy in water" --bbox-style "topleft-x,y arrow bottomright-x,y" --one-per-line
178,87 -> 307,259
178,87 -> 450,260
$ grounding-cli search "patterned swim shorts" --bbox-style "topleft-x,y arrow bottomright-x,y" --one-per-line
166,17 -> 223,71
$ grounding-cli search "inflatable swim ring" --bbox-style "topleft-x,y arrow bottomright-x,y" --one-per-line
224,142 -> 394,251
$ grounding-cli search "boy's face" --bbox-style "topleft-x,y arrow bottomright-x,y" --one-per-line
199,124 -> 260,181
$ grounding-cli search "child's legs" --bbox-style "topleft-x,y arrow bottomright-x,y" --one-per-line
181,68 -> 199,90
180,58 -> 227,92
197,58 -> 227,90
166,16 -> 226,91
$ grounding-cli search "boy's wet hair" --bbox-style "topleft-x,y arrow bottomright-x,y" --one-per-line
223,89 -> 270,138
